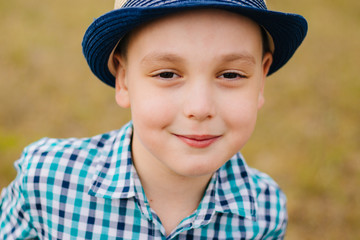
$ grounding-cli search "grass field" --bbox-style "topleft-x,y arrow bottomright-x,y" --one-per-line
1,0 -> 359,239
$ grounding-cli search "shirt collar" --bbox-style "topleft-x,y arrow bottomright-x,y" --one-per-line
213,152 -> 258,221
88,121 -> 136,199
87,122 -> 257,221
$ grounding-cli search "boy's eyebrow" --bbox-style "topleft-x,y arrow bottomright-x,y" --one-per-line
220,53 -> 256,64
140,53 -> 184,65
140,52 -> 256,65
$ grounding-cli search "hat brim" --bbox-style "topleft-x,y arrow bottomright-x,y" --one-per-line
82,2 -> 308,87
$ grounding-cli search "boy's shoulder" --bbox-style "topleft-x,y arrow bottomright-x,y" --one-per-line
13,123 -> 133,191
18,123 -> 131,166
21,129 -> 118,162
247,166 -> 286,198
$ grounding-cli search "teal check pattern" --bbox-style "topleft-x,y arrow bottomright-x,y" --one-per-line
1,122 -> 287,239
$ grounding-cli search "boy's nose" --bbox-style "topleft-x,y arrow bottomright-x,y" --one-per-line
182,81 -> 216,121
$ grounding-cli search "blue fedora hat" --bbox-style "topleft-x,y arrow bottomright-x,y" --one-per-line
82,0 -> 308,87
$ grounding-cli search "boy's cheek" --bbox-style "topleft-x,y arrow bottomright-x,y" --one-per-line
224,100 -> 260,136
131,96 -> 177,126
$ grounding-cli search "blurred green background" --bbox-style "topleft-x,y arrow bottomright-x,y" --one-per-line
1,0 -> 359,239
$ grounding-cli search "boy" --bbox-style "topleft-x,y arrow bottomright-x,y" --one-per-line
0,0 -> 307,239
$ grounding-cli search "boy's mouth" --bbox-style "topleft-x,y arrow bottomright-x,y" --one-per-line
173,134 -> 221,148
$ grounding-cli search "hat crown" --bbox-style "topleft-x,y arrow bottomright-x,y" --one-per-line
115,0 -> 267,10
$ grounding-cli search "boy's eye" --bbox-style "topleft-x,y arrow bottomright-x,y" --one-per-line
158,72 -> 176,79
220,72 -> 246,80
150,70 -> 182,85
223,72 -> 239,79
153,71 -> 180,80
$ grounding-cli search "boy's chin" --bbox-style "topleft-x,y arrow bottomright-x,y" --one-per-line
167,158 -> 227,178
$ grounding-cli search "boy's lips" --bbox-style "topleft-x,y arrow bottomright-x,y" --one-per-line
174,134 -> 221,148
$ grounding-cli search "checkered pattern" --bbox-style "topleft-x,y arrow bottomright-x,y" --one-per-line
1,122 -> 287,239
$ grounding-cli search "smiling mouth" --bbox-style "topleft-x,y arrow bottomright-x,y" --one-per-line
174,134 -> 221,148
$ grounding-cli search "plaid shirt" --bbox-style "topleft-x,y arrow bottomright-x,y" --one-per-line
1,122 -> 287,239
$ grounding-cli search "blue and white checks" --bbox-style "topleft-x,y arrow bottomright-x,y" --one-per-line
1,122 -> 287,239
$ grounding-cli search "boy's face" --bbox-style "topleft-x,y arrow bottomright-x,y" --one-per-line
115,9 -> 272,178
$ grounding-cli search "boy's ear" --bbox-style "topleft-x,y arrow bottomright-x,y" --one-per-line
258,52 -> 273,109
114,54 -> 130,108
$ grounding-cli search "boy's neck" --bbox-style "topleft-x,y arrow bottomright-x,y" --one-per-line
131,135 -> 213,235
135,161 -> 212,235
